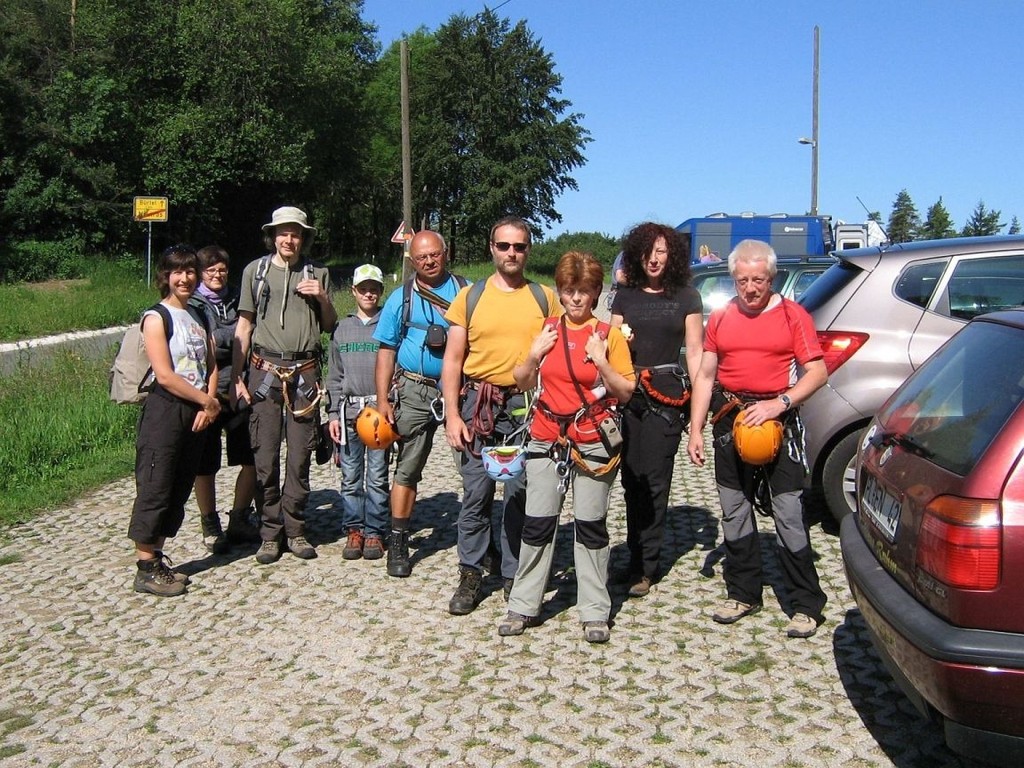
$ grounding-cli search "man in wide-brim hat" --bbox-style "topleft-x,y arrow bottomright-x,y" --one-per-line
232,205 -> 337,565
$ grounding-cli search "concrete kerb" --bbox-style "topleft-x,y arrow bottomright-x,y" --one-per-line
0,426 -> 964,767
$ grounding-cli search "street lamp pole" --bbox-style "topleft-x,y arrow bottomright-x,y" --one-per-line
801,26 -> 820,217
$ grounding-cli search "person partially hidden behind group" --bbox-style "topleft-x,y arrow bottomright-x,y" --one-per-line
500,251 -> 635,643
687,238 -> 828,638
232,206 -> 337,565
128,244 -> 220,596
188,245 -> 260,554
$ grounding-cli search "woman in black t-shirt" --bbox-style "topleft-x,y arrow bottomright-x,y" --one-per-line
609,222 -> 703,597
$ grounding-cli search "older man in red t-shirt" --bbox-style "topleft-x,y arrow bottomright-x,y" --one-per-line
687,239 -> 828,639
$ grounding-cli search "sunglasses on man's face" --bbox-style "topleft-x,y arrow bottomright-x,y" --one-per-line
492,241 -> 529,254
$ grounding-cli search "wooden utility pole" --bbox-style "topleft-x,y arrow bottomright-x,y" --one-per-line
400,39 -> 413,283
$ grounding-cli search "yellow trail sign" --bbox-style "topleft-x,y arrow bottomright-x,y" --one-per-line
133,196 -> 168,222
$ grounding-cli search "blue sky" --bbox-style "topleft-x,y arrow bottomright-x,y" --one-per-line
361,1 -> 1024,240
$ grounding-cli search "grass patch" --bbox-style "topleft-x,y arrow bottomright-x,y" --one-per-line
0,260 -> 156,342
0,349 -> 136,527
723,651 -> 776,675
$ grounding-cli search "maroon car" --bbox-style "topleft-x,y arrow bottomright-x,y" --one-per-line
841,310 -> 1024,766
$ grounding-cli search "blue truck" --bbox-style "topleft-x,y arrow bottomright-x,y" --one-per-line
676,212 -> 867,263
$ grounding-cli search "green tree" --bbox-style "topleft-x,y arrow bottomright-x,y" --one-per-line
886,189 -> 920,243
412,10 -> 590,259
961,201 -> 1003,236
529,231 -> 619,275
919,197 -> 957,241
1009,216 -> 1021,235
1,0 -> 378,267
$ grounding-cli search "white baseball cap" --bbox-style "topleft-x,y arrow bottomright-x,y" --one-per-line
353,264 -> 384,286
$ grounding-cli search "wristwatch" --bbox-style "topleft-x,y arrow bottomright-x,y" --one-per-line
779,393 -> 792,410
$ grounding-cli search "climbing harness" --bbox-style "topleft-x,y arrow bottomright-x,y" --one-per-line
249,352 -> 323,417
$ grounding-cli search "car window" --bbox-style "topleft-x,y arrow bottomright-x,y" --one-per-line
877,320 -> 1024,475
946,255 -> 1024,320
798,260 -> 862,313
894,261 -> 947,309
791,269 -> 824,300
692,270 -> 736,314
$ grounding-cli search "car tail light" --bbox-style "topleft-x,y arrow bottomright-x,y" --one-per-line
916,496 -> 1000,590
817,331 -> 869,374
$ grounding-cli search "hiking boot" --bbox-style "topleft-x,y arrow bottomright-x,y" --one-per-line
255,538 -> 281,565
712,599 -> 762,624
448,567 -> 483,615
343,530 -> 365,560
498,611 -> 537,636
583,621 -> 611,644
363,534 -> 385,560
134,556 -> 186,597
200,513 -> 228,554
785,612 -> 819,638
387,530 -> 411,578
503,577 -> 514,602
226,506 -> 261,544
628,575 -> 652,598
287,536 -> 317,560
154,550 -> 189,584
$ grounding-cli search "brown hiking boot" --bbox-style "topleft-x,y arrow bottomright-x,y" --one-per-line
134,555 -> 186,597
362,534 -> 385,560
628,575 -> 652,598
255,538 -> 281,565
287,536 -> 316,560
154,550 -> 189,584
343,530 -> 365,560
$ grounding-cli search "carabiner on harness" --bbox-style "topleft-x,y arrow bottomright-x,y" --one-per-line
430,395 -> 445,423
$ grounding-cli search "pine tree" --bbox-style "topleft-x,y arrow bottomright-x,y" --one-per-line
887,190 -> 921,243
961,201 -> 1003,236
919,198 -> 957,240
1008,216 -> 1020,235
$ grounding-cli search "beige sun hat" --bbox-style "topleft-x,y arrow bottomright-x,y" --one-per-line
262,206 -> 316,233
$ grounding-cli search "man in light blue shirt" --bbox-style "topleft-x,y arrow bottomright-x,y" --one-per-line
374,230 -> 468,577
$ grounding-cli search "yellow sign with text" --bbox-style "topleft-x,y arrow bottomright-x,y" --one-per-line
133,196 -> 169,222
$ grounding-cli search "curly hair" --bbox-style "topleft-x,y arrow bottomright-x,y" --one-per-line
620,222 -> 692,297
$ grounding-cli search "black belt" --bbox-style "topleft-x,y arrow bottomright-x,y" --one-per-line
252,344 -> 318,361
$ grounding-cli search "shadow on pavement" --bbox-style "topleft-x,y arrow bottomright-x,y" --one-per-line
832,608 -> 966,767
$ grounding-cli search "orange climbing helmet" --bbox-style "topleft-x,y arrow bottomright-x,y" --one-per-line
355,406 -> 399,450
732,409 -> 784,466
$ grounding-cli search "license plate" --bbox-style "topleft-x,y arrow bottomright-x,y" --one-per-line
862,473 -> 902,540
